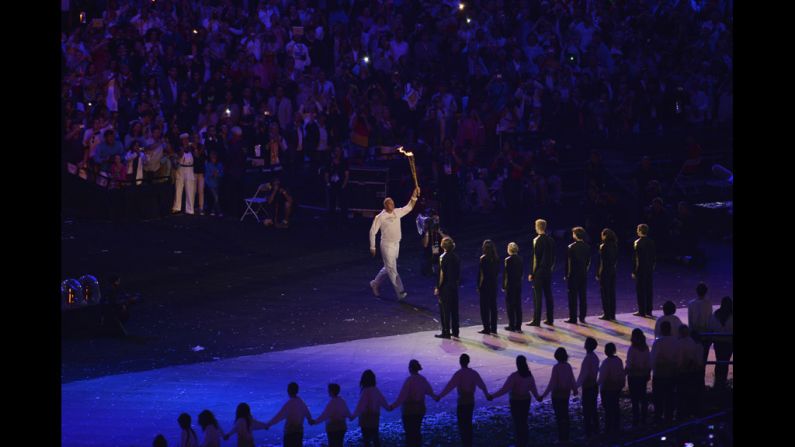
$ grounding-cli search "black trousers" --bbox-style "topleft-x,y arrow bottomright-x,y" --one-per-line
479,288 -> 498,332
326,430 -> 345,447
601,389 -> 621,436
635,271 -> 654,315
714,341 -> 733,389
505,289 -> 522,329
676,371 -> 700,420
599,271 -> 617,319
439,289 -> 460,336
567,276 -> 587,320
328,183 -> 347,216
628,375 -> 649,425
401,412 -> 425,447
283,431 -> 302,447
361,427 -> 380,447
532,272 -> 554,323
653,376 -> 675,422
509,399 -> 531,447
457,404 -> 475,447
582,386 -> 599,436
552,397 -> 571,442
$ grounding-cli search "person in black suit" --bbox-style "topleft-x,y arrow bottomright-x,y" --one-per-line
434,237 -> 461,339
565,227 -> 591,324
528,219 -> 556,326
597,228 -> 618,320
503,242 -> 524,333
478,240 -> 500,335
633,224 -> 656,317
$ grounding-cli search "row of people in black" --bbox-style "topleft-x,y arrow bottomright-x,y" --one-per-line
433,219 -> 656,338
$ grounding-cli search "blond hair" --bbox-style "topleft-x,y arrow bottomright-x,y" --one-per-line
508,242 -> 519,255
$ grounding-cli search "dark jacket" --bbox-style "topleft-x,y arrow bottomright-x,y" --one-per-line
532,233 -> 556,275
566,240 -> 591,281
598,242 -> 618,278
633,237 -> 656,275
438,250 -> 461,293
503,254 -> 524,293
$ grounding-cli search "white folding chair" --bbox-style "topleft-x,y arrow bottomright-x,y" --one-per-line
240,183 -> 271,222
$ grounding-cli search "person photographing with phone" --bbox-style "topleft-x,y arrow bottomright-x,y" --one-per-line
369,187 -> 420,301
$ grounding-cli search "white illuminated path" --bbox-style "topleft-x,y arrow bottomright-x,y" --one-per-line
61,307 -> 730,446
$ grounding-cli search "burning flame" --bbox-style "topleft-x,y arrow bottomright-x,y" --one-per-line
396,146 -> 414,157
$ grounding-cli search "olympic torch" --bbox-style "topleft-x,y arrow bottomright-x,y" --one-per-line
397,146 -> 419,193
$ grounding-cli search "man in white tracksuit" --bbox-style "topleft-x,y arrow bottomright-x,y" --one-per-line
172,133 -> 196,215
369,187 -> 420,300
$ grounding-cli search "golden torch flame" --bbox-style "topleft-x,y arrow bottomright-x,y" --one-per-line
396,146 -> 419,190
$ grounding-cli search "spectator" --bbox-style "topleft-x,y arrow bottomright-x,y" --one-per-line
177,413 -> 198,447
310,383 -> 352,447
108,154 -> 127,188
325,146 -> 349,220
172,133 -> 196,215
651,321 -> 679,424
192,142 -> 207,215
655,301 -> 683,339
124,140 -> 147,186
264,382 -> 313,447
489,355 -> 543,447
707,296 -> 733,390
197,410 -> 223,447
436,354 -> 490,447
94,129 -> 124,169
541,347 -> 578,444
576,337 -> 600,438
204,150 -> 224,217
262,177 -> 293,229
598,343 -> 625,438
350,369 -> 391,447
626,328 -> 652,427
388,359 -> 438,447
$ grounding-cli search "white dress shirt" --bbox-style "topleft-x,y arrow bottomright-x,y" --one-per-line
438,367 -> 488,404
369,198 -> 417,250
597,356 -> 625,391
651,336 -> 680,378
392,374 -> 434,407
625,345 -> 651,378
687,298 -> 713,334
491,371 -> 540,401
266,396 -> 312,433
314,396 -> 352,432
576,351 -> 600,389
654,314 -> 683,339
677,336 -> 704,372
544,362 -> 578,399
351,387 -> 389,418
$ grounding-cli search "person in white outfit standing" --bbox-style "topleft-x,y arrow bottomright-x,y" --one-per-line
369,187 -> 420,300
172,133 -> 196,215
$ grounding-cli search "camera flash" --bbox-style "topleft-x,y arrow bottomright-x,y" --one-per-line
459,3 -> 465,11
466,17 -> 471,24
363,56 -> 369,63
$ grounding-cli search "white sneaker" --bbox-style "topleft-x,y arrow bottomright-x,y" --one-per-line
369,281 -> 380,297
398,291 -> 408,301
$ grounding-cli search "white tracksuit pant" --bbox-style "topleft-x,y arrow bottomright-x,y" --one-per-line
172,166 -> 196,214
373,240 -> 405,297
